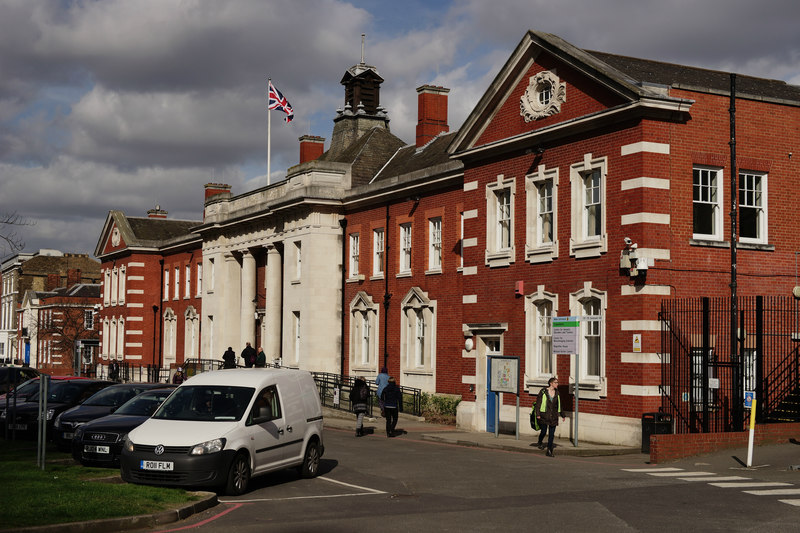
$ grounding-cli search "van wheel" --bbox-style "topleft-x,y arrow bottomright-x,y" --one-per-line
225,452 -> 250,495
298,441 -> 320,479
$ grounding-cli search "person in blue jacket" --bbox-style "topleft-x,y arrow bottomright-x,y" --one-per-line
375,366 -> 390,416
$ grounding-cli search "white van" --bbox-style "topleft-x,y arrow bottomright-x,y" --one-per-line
120,368 -> 324,495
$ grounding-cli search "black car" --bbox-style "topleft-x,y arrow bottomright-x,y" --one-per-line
1,379 -> 113,439
72,387 -> 176,467
0,366 -> 40,395
54,382 -> 170,451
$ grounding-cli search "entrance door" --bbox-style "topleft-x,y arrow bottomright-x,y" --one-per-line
485,338 -> 501,433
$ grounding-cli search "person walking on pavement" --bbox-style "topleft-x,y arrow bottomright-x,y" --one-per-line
349,377 -> 369,437
172,367 -> 186,384
375,366 -> 389,416
535,377 -> 565,457
381,376 -> 402,437
241,342 -> 257,368
109,359 -> 120,382
255,347 -> 267,368
222,347 -> 236,369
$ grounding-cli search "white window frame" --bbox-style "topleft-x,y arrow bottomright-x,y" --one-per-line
349,291 -> 379,371
570,155 -> 607,258
163,309 -> 176,367
184,306 -> 199,358
373,228 -> 384,277
485,174 -> 516,267
428,217 -> 442,272
738,170 -> 767,244
349,233 -> 360,278
693,166 -> 724,241
524,287 -> 558,387
292,311 -> 301,365
525,165 -> 559,263
111,267 -> 118,306
400,287 -> 436,375
569,284 -> 607,398
118,265 -> 126,305
185,264 -> 191,299
196,262 -> 203,297
163,268 -> 170,301
294,241 -> 302,281
174,266 -> 180,300
207,258 -> 215,293
399,223 -> 412,274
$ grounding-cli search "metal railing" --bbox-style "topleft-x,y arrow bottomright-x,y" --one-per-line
311,371 -> 422,417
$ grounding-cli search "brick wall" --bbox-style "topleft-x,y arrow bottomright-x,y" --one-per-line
650,423 -> 800,463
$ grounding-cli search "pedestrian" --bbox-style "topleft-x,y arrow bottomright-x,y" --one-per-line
172,367 -> 186,384
349,376 -> 369,437
109,359 -> 119,382
241,342 -> 257,368
255,347 -> 267,368
534,377 -> 566,457
375,366 -> 389,416
222,347 -> 236,369
381,377 -> 402,437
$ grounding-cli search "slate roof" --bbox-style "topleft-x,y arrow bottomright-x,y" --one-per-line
588,51 -> 800,104
126,217 -> 200,242
373,131 -> 461,183
317,126 -> 406,187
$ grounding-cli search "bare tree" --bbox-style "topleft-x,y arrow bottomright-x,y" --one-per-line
34,297 -> 99,373
1,211 -> 35,253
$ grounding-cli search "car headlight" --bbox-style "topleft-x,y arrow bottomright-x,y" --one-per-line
123,435 -> 134,453
189,438 -> 226,455
74,426 -> 84,439
54,414 -> 62,428
46,408 -> 55,421
0,409 -> 5,419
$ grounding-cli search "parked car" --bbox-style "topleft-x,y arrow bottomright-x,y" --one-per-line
1,379 -> 113,439
71,387 -> 176,467
0,366 -> 40,395
120,368 -> 324,495
53,382 -> 173,451
0,376 -> 87,405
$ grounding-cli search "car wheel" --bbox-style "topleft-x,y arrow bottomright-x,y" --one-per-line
298,440 -> 320,479
225,452 -> 250,496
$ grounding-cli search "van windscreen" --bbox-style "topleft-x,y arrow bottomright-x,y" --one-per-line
152,385 -> 254,421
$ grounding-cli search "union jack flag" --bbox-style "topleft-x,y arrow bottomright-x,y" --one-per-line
268,80 -> 294,123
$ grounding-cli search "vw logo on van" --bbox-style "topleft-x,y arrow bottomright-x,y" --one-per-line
154,445 -> 165,456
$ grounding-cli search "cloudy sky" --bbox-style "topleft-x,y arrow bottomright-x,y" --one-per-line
1,0 -> 798,259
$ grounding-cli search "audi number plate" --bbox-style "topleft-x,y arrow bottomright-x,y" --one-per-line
63,432 -> 74,440
140,460 -> 173,471
84,445 -> 110,454
9,424 -> 27,430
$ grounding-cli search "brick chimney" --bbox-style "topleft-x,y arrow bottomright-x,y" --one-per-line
147,205 -> 168,218
204,183 -> 232,203
46,273 -> 60,291
416,85 -> 450,147
299,135 -> 325,164
67,268 -> 81,287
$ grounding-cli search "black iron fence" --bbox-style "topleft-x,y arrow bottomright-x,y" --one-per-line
660,296 -> 800,434
311,372 -> 422,417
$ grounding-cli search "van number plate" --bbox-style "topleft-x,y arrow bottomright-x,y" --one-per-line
140,460 -> 173,471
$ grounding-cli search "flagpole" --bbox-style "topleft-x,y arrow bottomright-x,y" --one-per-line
268,78 -> 272,186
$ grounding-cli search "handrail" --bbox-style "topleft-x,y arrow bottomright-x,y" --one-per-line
311,371 -> 422,417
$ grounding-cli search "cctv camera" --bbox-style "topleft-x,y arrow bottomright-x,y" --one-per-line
624,237 -> 632,245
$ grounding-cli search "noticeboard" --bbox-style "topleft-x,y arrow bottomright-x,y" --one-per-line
488,356 -> 519,394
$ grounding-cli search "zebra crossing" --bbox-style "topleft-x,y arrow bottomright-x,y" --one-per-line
622,467 -> 800,508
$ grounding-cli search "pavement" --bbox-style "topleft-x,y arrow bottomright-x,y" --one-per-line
321,405 -> 641,457
10,408 -> 799,533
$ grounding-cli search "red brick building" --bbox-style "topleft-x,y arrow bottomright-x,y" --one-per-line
94,206 -> 202,379
93,30 -> 800,444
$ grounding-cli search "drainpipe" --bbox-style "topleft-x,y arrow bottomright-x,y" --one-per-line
383,202 -> 391,369
157,259 -> 164,375
340,218 -> 347,377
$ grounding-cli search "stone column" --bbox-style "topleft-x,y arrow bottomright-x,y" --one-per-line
223,252 -> 241,353
265,244 -> 283,361
240,249 -> 256,349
